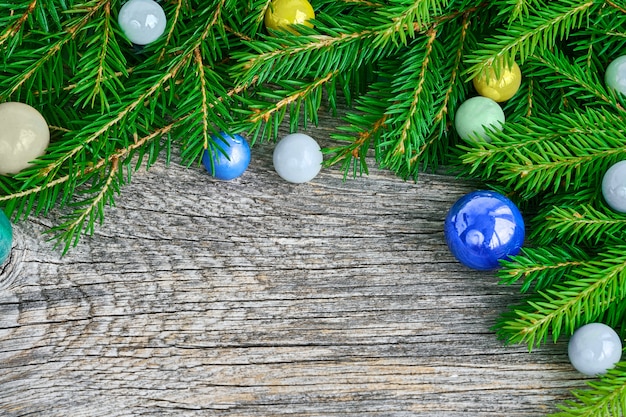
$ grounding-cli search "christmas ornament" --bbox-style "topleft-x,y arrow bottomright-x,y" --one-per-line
118,0 -> 167,46
605,55 -> 626,96
472,60 -> 522,102
0,210 -> 11,265
0,102 -> 50,175
444,190 -> 525,271
201,132 -> 251,181
273,133 -> 323,183
568,323 -> 622,376
454,97 -> 505,142
602,160 -> 626,213
264,0 -> 315,32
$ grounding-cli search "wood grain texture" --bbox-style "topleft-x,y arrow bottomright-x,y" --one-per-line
0,117 -> 590,416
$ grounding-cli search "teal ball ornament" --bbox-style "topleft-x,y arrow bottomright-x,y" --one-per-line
118,0 -> 167,46
202,132 -> 251,181
568,323 -> 622,376
605,55 -> 626,96
454,96 -> 505,142
0,210 -> 12,265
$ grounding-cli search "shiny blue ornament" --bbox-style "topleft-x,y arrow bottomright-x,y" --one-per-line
202,132 -> 251,180
444,190 -> 524,270
0,210 -> 12,265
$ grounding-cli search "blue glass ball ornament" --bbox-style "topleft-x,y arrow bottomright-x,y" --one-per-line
605,55 -> 626,96
201,132 -> 251,181
273,133 -> 323,183
568,323 -> 622,376
602,160 -> 626,213
118,0 -> 167,46
454,96 -> 505,142
444,190 -> 525,270
0,210 -> 12,265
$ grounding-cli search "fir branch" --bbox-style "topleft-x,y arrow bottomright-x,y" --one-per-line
536,204 -> 626,246
385,27 -> 439,161
0,118 -> 177,221
496,247 -> 626,348
498,245 -> 591,293
466,0 -> 596,76
459,107 -> 626,198
0,0 -> 37,50
324,85 -> 392,177
51,155 -> 121,253
248,70 -> 339,126
605,0 -> 626,14
194,47 -> 212,151
550,363 -> 626,417
156,0 -> 187,62
373,0 -> 447,46
529,49 -> 624,111
71,0 -> 128,110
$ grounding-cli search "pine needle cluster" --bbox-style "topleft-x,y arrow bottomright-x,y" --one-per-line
1,0 -> 625,415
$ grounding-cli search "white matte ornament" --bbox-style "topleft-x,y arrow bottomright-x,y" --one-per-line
605,55 -> 626,96
118,0 -> 167,45
602,160 -> 626,213
0,102 -> 50,175
568,323 -> 622,376
273,133 -> 323,183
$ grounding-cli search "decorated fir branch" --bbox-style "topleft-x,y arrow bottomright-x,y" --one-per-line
1,1 -> 626,415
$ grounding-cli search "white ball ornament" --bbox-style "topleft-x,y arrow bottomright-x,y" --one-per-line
0,102 -> 50,175
273,133 -> 323,183
602,160 -> 626,213
605,55 -> 626,96
568,323 -> 622,376
454,96 -> 505,142
118,0 -> 167,46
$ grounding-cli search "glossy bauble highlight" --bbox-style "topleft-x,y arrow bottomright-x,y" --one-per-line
118,0 -> 167,45
444,190 -> 525,271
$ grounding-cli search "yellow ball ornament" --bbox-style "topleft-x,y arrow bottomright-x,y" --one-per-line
472,60 -> 522,102
264,0 -> 315,32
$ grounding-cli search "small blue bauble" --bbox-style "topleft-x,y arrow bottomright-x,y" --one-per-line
202,132 -> 251,180
444,190 -> 525,270
0,210 -> 12,265
568,323 -> 622,376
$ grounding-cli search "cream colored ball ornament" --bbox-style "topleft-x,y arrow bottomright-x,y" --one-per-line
0,102 -> 50,175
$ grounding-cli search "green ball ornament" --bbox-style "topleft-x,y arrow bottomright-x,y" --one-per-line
605,55 -> 626,96
454,97 -> 505,142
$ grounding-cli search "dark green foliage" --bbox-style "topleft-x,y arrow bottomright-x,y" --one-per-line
1,1 -> 626,414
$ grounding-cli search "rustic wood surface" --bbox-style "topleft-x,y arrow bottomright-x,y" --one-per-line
0,113 -> 591,416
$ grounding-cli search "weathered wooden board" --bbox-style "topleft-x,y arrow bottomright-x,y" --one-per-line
0,117 -> 589,416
